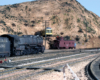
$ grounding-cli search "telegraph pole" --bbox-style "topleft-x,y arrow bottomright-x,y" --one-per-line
43,20 -> 49,48
45,20 -> 46,48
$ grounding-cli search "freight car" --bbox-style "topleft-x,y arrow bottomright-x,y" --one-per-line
0,34 -> 45,57
51,36 -> 76,49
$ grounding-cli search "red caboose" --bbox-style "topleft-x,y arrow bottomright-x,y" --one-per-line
52,36 -> 76,49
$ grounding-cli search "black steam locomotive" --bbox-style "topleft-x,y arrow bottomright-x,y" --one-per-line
0,34 -> 45,57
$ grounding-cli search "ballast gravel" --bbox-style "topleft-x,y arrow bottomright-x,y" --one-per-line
27,59 -> 94,80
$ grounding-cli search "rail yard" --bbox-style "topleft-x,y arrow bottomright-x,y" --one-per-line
0,0 -> 100,80
0,49 -> 100,80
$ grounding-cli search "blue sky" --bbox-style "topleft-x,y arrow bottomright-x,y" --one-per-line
0,0 -> 100,17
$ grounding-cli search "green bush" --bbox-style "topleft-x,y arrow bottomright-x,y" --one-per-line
83,21 -> 88,27
29,8 -> 31,11
17,32 -> 23,35
84,34 -> 87,37
84,39 -> 88,42
0,20 -> 6,25
86,27 -> 94,32
2,28 -> 5,31
24,23 -> 28,26
66,8 -> 71,12
98,35 -> 100,39
12,23 -> 16,26
77,18 -> 80,23
78,28 -> 83,32
25,6 -> 28,10
75,35 -> 80,41
51,15 -> 59,24
10,4 -> 19,8
5,7 -> 10,11
65,18 -> 69,25
30,24 -> 35,27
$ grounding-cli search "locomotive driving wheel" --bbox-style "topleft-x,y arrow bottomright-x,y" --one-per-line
15,51 -> 21,56
33,48 -> 39,54
35,49 -> 39,54
41,46 -> 45,53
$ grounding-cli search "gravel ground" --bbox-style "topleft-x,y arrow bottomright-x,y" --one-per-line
27,59 -> 94,80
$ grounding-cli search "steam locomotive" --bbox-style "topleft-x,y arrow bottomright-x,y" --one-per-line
0,34 -> 45,57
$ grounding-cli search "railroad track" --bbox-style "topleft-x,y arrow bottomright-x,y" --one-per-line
86,56 -> 100,80
0,48 -> 99,62
0,49 -> 100,80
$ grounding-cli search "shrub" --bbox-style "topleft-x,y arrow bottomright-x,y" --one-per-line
51,16 -> 58,24
25,6 -> 28,10
45,12 -> 49,15
14,32 -> 17,35
77,18 -> 80,23
12,23 -> 16,26
84,39 -> 88,42
83,21 -> 88,27
84,34 -> 87,37
0,20 -> 6,25
75,35 -> 80,41
64,13 -> 66,15
17,32 -> 23,35
88,35 -> 91,39
10,4 -> 19,8
78,28 -> 83,32
24,20 -> 28,23
2,28 -> 5,31
37,20 -> 41,23
65,18 -> 70,25
29,8 -> 31,11
30,24 -> 35,27
98,35 -> 100,39
24,23 -> 28,26
5,7 -> 10,11
86,27 -> 94,32
31,20 -> 35,23
60,32 -> 64,35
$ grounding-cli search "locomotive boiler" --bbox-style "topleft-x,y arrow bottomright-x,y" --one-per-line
0,34 -> 45,57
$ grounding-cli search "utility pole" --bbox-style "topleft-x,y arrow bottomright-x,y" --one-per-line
86,26 -> 88,48
43,20 -> 49,48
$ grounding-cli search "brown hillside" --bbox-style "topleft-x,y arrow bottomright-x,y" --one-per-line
0,0 -> 100,49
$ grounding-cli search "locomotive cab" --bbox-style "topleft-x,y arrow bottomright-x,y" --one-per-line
1,34 -> 20,56
0,37 -> 10,57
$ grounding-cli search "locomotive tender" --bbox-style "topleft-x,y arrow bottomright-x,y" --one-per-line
0,34 -> 45,57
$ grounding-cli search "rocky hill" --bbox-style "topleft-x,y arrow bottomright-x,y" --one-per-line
0,0 -> 100,48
